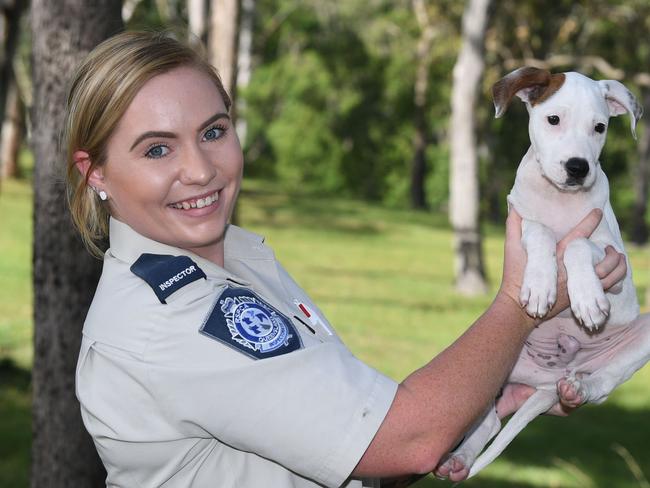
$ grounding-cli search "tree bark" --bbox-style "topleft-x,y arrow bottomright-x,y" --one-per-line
30,2 -> 122,486
409,0 -> 436,210
449,0 -> 491,295
629,87 -> 649,245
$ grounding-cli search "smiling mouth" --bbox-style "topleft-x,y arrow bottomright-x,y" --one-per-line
169,190 -> 220,210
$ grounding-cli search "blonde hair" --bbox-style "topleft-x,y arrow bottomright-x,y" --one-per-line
63,31 -> 231,258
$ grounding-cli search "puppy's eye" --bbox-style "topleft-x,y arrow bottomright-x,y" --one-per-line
595,123 -> 606,134
547,115 -> 560,125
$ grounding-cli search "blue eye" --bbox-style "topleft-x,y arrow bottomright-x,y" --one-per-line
145,145 -> 170,159
203,125 -> 225,141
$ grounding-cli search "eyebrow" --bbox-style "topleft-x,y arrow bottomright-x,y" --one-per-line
129,112 -> 230,151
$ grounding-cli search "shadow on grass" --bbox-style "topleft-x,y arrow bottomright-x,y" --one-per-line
240,185 -> 450,235
0,358 -> 30,488
412,402 -> 650,488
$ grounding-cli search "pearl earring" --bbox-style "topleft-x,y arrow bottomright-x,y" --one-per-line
99,190 -> 108,201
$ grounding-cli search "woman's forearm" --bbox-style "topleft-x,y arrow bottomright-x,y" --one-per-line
354,292 -> 535,477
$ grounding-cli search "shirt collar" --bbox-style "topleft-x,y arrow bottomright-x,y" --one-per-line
107,217 -> 273,282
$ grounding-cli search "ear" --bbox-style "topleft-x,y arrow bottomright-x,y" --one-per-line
492,67 -> 566,118
73,150 -> 105,188
598,80 -> 643,139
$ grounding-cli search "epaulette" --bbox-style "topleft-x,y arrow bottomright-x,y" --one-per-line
130,253 -> 207,304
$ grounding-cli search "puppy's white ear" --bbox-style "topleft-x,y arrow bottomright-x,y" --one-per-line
598,80 -> 643,139
492,67 -> 566,118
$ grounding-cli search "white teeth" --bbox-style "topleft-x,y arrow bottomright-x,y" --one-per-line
172,191 -> 219,210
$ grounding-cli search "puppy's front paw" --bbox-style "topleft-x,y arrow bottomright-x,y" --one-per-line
568,274 -> 610,330
520,263 -> 557,318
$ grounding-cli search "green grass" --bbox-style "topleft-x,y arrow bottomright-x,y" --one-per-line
1,177 -> 649,487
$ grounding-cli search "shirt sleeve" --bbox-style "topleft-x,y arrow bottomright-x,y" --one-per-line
146,339 -> 398,488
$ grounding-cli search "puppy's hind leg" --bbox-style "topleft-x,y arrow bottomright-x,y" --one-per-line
435,406 -> 501,482
469,389 -> 558,478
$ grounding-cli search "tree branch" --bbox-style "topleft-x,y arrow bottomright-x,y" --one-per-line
503,54 -> 650,87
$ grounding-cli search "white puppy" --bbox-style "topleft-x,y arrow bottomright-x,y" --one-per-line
437,67 -> 650,479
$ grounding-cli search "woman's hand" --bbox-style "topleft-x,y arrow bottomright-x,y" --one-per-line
496,383 -> 578,418
497,208 -> 627,325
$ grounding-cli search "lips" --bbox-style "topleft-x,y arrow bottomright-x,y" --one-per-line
169,190 -> 220,210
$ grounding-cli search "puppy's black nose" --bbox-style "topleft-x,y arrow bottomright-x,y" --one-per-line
565,158 -> 589,179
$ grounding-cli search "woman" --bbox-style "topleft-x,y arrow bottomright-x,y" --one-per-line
66,31 -> 626,487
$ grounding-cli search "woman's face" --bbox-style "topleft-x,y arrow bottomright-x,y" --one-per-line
98,66 -> 243,264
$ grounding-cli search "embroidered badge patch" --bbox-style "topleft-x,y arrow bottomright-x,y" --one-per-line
200,286 -> 302,359
130,253 -> 207,304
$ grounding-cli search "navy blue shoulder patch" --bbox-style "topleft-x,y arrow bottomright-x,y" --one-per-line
130,253 -> 207,304
200,286 -> 302,360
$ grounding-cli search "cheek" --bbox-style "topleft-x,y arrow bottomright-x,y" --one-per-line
107,159 -> 175,207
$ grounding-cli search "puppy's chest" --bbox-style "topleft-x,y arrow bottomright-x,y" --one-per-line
509,190 -> 596,240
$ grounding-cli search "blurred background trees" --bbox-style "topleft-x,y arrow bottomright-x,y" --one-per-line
2,1 -> 648,235
0,0 -> 644,244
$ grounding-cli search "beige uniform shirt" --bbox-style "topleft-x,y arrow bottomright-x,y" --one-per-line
76,218 -> 398,488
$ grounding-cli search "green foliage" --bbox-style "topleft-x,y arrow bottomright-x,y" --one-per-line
243,0 -> 460,205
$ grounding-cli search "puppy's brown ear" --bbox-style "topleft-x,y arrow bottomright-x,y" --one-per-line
492,67 -> 565,118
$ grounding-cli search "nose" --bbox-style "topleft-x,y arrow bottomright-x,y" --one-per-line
179,145 -> 217,185
565,158 -> 589,179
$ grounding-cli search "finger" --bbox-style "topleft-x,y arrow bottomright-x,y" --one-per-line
599,253 -> 627,290
557,209 -> 603,251
595,246 -> 621,278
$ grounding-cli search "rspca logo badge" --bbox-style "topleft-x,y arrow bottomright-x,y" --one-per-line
200,287 -> 302,359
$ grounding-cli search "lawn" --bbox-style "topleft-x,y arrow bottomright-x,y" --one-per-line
1,177 -> 649,487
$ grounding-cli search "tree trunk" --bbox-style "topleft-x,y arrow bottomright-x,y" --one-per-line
449,0 -> 491,295
30,2 -> 122,486
208,0 -> 240,224
0,0 -> 25,188
410,0 -> 436,210
0,75 -> 21,179
235,0 -> 254,145
629,87 -> 649,245
0,0 -> 25,136
188,0 -> 208,46
208,0 -> 240,101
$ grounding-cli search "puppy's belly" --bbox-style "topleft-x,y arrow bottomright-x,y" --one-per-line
509,314 -> 646,387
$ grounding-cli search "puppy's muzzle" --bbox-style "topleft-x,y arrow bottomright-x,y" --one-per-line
564,157 -> 589,185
